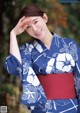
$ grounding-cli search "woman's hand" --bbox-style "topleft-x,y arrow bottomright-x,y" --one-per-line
11,16 -> 28,36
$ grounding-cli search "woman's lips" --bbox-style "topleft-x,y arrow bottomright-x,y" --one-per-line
35,29 -> 42,36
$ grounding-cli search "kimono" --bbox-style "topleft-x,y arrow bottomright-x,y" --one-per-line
4,33 -> 80,113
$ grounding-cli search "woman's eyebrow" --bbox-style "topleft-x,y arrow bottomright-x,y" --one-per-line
33,18 -> 38,22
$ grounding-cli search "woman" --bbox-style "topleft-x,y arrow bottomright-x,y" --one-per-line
4,4 -> 80,113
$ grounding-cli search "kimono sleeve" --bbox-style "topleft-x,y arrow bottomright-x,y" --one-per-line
19,43 -> 47,106
4,54 -> 22,77
71,39 -> 80,100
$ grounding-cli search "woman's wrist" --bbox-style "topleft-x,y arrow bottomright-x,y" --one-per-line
10,30 -> 16,37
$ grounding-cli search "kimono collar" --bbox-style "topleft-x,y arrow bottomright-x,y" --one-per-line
33,40 -> 44,53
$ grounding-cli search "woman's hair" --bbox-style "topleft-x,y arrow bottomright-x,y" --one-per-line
19,4 -> 45,19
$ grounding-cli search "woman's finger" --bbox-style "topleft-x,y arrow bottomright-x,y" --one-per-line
19,16 -> 25,22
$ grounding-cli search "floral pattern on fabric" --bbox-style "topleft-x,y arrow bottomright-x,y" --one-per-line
56,53 -> 75,72
4,33 -> 80,112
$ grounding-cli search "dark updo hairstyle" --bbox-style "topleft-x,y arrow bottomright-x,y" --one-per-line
19,4 -> 45,19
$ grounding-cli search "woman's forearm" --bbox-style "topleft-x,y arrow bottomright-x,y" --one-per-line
10,30 -> 22,64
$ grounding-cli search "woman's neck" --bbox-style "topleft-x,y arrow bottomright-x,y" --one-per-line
41,31 -> 53,50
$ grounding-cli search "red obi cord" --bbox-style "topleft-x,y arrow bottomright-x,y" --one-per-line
38,73 -> 76,100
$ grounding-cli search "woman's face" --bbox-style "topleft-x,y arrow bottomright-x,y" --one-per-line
24,14 -> 48,40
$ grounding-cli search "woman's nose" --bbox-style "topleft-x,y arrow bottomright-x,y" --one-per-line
32,25 -> 37,32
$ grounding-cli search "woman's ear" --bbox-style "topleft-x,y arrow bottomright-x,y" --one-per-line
43,13 -> 48,23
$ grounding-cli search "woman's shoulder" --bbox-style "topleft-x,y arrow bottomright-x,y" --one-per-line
54,33 -> 77,45
62,37 -> 78,46
56,34 -> 76,45
54,33 -> 79,49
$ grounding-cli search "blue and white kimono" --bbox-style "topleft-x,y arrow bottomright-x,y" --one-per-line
4,33 -> 80,113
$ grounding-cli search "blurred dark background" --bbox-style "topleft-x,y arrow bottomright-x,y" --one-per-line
0,0 -> 80,113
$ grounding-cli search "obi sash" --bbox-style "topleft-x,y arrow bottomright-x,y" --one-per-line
38,73 -> 76,100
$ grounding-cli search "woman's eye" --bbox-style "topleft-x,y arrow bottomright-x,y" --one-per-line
26,25 -> 31,29
34,21 -> 38,24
